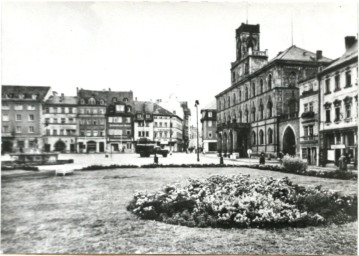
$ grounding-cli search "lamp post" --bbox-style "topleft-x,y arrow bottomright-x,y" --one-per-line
195,100 -> 200,162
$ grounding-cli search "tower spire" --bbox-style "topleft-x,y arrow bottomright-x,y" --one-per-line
291,8 -> 294,46
246,2 -> 249,24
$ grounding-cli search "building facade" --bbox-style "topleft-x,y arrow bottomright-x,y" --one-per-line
319,36 -> 358,166
298,76 -> 320,165
153,103 -> 183,152
215,23 -> 331,158
201,100 -> 217,153
134,101 -> 154,141
43,93 -> 78,153
1,85 -> 50,154
106,97 -> 135,153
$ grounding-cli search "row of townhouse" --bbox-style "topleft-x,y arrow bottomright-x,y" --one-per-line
214,22 -> 358,167
299,36 -> 358,166
1,87 -> 191,154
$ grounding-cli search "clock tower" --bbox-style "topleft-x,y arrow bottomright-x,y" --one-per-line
235,23 -> 261,61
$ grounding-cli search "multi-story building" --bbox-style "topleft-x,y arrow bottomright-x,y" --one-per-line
319,36 -> 358,166
134,101 -> 154,141
298,76 -> 320,165
1,85 -> 50,154
201,100 -> 217,153
43,93 -> 78,153
215,23 -> 331,158
153,103 -> 183,152
106,99 -> 135,153
156,94 -> 191,151
77,88 -> 134,153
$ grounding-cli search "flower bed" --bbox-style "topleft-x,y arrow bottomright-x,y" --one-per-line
1,165 -> 39,171
127,175 -> 357,229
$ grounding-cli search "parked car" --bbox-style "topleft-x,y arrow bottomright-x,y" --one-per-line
135,138 -> 169,157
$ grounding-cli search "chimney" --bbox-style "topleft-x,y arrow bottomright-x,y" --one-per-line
52,91 -> 58,96
316,50 -> 322,60
345,36 -> 356,50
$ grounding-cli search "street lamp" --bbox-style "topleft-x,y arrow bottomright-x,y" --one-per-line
195,100 -> 200,162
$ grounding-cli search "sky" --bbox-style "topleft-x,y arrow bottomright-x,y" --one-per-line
1,1 -> 357,124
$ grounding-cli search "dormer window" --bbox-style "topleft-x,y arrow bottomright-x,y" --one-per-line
7,94 -> 14,98
32,94 -> 38,100
137,113 -> 143,119
146,114 -> 151,119
80,99 -> 85,105
116,105 -> 125,112
99,99 -> 105,105
208,112 -> 212,117
112,97 -> 117,103
123,98 -> 129,102
126,106 -> 132,112
89,98 -> 96,105
19,94 -> 25,99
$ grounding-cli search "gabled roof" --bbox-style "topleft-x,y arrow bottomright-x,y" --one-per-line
270,45 -> 332,63
45,95 -> 77,105
77,89 -> 133,105
134,101 -> 154,113
322,40 -> 358,72
2,85 -> 50,101
153,103 -> 174,116
201,99 -> 217,110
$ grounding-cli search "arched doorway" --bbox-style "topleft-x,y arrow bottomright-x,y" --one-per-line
217,133 -> 222,153
87,141 -> 97,153
283,127 -> 296,156
223,133 -> 228,155
54,140 -> 66,152
228,130 -> 233,154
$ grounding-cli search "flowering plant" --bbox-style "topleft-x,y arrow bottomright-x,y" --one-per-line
127,175 -> 357,228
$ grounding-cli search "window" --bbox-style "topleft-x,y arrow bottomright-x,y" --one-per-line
252,83 -> 256,97
260,79 -> 264,93
61,118 -> 66,124
259,130 -> 264,144
80,99 -> 85,105
86,109 -> 91,114
46,129 -> 50,135
28,114 -> 35,121
16,114 -> 22,121
208,120 -> 212,127
304,126 -> 309,136
14,105 -> 23,110
259,103 -> 264,120
346,104 -> 351,118
54,118 -> 58,123
252,131 -> 256,145
19,94 -> 25,99
61,107 -> 65,113
60,129 -> 64,135
159,122 -> 162,127
245,109 -> 249,122
309,125 -> 314,136
146,114 -> 151,119
2,105 -> 10,110
80,131 -> 85,136
116,105 -> 125,112
145,131 -> 149,137
123,98 -> 129,102
93,131 -> 98,136
28,126 -> 34,133
208,112 -> 212,117
69,118 -> 74,123
251,107 -> 256,121
325,79 -> 331,93
89,98 -> 96,105
2,126 -> 9,133
93,109 -> 98,114
53,130 -> 58,135
27,105 -> 36,110
268,74 -> 272,90
267,128 -> 273,144
164,122 -> 168,127
309,102 -> 313,112
239,111 -> 242,122
288,72 -> 296,87
112,97 -> 117,103
245,87 -> 248,100
72,107 -> 77,113
335,107 -> 341,121
99,109 -> 105,115
208,131 -> 212,138
239,91 -> 242,102
138,131 -> 141,137
126,130 -> 131,136
335,74 -> 340,91
346,71 -> 352,87
326,109 -> 331,122
2,114 -> 9,121
16,126 -> 22,133
32,94 -> 38,100
69,108 -> 73,114
126,106 -> 132,112
304,103 -> 308,113
80,108 -> 84,114
228,96 -> 231,107
154,122 -> 158,127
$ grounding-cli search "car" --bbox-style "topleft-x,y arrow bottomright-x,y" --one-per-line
135,138 -> 169,157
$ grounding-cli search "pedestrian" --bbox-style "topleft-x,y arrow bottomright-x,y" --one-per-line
278,151 -> 284,165
247,149 -> 252,159
259,152 -> 265,165
154,153 -> 159,164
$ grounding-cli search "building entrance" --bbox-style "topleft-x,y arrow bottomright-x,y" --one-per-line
283,127 -> 296,156
54,140 -> 66,152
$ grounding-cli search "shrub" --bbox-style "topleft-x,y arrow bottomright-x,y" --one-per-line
282,155 -> 308,172
127,175 -> 357,229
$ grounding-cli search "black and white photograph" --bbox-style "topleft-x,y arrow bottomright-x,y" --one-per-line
1,1 -> 358,254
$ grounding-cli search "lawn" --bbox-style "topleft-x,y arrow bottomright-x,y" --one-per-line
1,167 -> 357,254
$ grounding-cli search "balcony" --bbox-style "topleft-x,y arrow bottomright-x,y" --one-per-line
301,111 -> 315,118
300,135 -> 318,144
300,89 -> 318,98
279,112 -> 298,121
